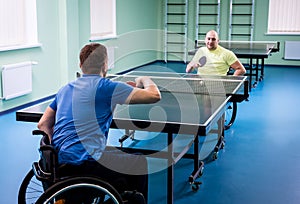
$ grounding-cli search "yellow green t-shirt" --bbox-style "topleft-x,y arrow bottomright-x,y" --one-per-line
192,45 -> 238,75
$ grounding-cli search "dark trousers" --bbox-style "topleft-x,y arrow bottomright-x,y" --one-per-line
59,149 -> 148,203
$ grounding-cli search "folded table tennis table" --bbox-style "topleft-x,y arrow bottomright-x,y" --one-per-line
16,71 -> 249,204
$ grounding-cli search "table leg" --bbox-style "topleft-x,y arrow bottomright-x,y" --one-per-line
260,58 -> 265,81
167,132 -> 174,204
255,58 -> 259,83
190,134 -> 204,191
212,114 -> 225,160
249,58 -> 253,91
188,135 -> 203,190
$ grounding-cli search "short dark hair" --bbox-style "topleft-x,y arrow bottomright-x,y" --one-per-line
79,43 -> 107,74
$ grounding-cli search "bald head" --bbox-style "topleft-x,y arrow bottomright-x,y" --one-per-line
205,30 -> 220,50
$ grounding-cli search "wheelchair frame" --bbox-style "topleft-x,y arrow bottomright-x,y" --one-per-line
18,130 -> 145,204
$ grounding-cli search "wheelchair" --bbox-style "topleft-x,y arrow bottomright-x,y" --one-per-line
224,101 -> 237,130
224,67 -> 245,130
18,130 -> 146,204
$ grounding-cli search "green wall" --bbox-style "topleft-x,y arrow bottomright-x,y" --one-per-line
253,0 -> 300,66
0,0 -> 161,112
0,0 -> 299,113
185,0 -> 300,66
85,0 -> 162,74
0,0 -> 64,112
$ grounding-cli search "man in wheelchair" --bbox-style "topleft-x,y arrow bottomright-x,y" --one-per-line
36,43 -> 161,203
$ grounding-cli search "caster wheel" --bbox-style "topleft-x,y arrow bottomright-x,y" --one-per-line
213,152 -> 218,160
191,181 -> 201,192
220,141 -> 225,149
191,184 -> 199,191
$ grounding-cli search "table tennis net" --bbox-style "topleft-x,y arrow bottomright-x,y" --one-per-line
112,75 -> 245,95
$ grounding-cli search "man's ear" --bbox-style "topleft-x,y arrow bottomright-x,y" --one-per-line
100,68 -> 107,77
100,61 -> 108,77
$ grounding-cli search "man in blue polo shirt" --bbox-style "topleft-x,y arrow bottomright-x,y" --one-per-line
37,43 -> 161,203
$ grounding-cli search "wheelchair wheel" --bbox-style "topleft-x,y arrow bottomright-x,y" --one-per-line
224,101 -> 237,130
36,176 -> 123,204
18,169 -> 44,204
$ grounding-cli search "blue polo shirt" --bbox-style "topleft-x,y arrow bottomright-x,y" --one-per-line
49,74 -> 133,165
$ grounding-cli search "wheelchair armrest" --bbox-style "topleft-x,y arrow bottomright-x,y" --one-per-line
32,129 -> 51,145
32,129 -> 48,137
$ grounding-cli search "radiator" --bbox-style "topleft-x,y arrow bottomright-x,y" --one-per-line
1,61 -> 35,100
284,41 -> 300,60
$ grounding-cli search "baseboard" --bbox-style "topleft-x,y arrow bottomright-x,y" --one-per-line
0,94 -> 55,116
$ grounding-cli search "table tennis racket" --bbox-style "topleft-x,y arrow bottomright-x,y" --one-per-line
198,56 -> 207,67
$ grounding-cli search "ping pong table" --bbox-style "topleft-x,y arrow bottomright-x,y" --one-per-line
189,40 -> 280,91
16,71 -> 249,204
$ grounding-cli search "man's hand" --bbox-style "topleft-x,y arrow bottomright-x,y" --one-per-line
186,61 -> 200,73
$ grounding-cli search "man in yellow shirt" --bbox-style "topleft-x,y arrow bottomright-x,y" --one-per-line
186,30 -> 246,76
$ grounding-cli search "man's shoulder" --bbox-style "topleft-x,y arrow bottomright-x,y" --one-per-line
197,46 -> 209,55
217,45 -> 229,51
217,45 -> 235,55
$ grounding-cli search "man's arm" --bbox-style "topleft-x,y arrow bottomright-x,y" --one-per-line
230,60 -> 246,76
125,76 -> 161,104
37,107 -> 56,141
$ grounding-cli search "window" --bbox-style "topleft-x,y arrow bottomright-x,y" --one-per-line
268,0 -> 300,34
90,0 -> 117,41
0,0 -> 39,51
